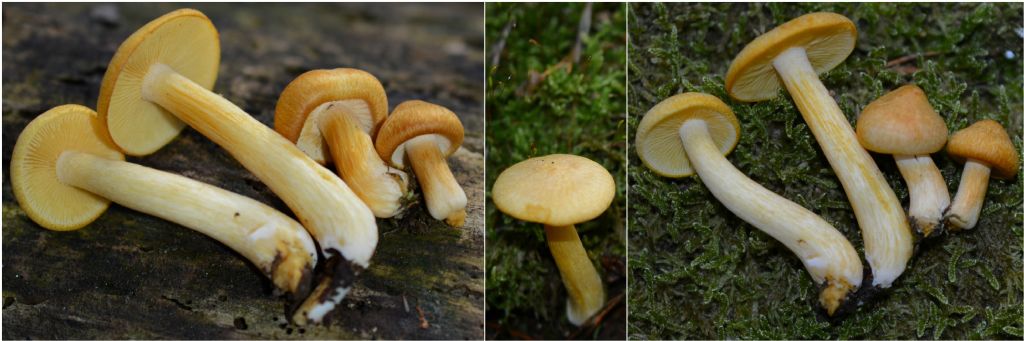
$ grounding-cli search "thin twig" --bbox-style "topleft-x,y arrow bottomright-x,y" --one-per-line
490,18 -> 515,68
885,51 -> 941,67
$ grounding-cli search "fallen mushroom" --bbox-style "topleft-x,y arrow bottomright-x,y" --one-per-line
492,154 -> 614,325
944,120 -> 1019,230
375,100 -> 467,227
275,68 -> 409,218
10,104 -> 317,297
856,85 -> 950,237
635,93 -> 863,316
94,9 -> 375,324
726,12 -> 912,288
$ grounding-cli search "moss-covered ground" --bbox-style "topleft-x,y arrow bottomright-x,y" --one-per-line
628,3 -> 1022,339
486,3 -> 627,339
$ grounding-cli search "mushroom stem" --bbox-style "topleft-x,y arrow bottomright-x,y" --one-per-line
55,150 -> 316,295
140,63 -> 376,323
946,160 -> 991,230
319,104 -> 408,218
544,224 -> 604,326
679,119 -> 863,315
405,135 -> 467,227
772,47 -> 912,288
894,154 -> 950,236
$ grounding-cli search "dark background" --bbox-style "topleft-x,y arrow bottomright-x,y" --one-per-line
3,3 -> 484,339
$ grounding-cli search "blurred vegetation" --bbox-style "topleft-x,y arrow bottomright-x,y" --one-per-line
486,3 -> 627,339
628,3 -> 1023,339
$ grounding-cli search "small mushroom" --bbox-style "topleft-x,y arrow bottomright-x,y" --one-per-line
635,93 -> 863,316
10,105 -> 317,297
944,120 -> 1019,230
856,85 -> 950,237
492,154 -> 615,325
375,100 -> 467,227
94,9 -> 375,324
275,69 -> 408,218
726,12 -> 912,288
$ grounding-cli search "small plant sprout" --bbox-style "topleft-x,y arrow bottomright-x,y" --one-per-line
276,69 -> 409,218
11,105 -> 317,298
856,85 -> 950,238
635,93 -> 863,316
376,100 -> 467,227
95,9 -> 375,324
492,154 -> 615,325
944,120 -> 1019,230
726,12 -> 912,288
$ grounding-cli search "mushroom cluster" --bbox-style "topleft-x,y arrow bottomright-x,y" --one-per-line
11,8 -> 471,326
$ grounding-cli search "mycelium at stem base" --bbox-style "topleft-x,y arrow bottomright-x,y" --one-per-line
140,63 -> 377,324
772,47 -> 912,288
545,224 -> 605,326
946,160 -> 990,230
319,103 -> 408,218
894,154 -> 950,236
679,119 -> 862,315
405,135 -> 468,227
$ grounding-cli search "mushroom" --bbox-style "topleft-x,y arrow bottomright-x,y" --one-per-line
10,104 -> 317,297
856,85 -> 950,237
944,120 -> 1019,230
492,154 -> 614,325
275,68 -> 408,218
375,100 -> 467,227
94,9 -> 375,324
726,12 -> 912,288
635,93 -> 863,316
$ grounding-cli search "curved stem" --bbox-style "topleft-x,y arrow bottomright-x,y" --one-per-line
545,224 -> 604,326
320,105 -> 408,218
946,160 -> 991,230
679,119 -> 862,315
405,135 -> 467,227
773,47 -> 912,288
141,63 -> 376,324
56,151 -> 316,295
894,154 -> 950,237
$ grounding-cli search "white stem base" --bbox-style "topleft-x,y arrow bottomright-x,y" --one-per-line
947,160 -> 991,230
406,135 -> 467,227
680,120 -> 862,315
773,47 -> 912,288
894,154 -> 950,236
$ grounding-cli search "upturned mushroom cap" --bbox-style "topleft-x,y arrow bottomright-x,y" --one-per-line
856,85 -> 948,155
274,68 -> 389,164
635,92 -> 741,178
375,100 -> 464,168
97,8 -> 220,156
11,105 -> 125,231
492,154 -> 615,227
725,12 -> 857,102
947,120 -> 1019,179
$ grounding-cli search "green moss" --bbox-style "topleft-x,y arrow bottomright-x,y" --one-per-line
628,3 -> 1022,339
486,3 -> 627,338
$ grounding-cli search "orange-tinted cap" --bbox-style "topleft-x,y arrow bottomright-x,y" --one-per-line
856,85 -> 948,155
947,119 -> 1019,179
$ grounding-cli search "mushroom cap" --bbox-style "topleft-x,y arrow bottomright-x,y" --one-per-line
725,12 -> 857,102
492,154 -> 615,226
856,85 -> 948,155
274,68 -> 389,164
375,100 -> 464,168
635,92 -> 741,178
947,120 -> 1019,179
97,8 -> 220,156
11,105 -> 126,231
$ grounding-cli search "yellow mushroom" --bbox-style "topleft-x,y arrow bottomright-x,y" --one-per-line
635,93 -> 862,316
726,12 -> 912,288
376,100 -> 467,227
11,104 -> 317,297
492,154 -> 615,326
945,120 -> 1019,230
94,9 -> 374,324
275,69 -> 409,218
